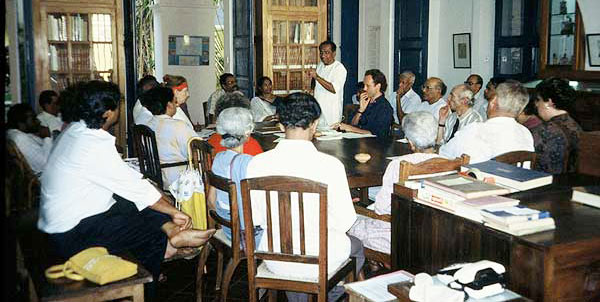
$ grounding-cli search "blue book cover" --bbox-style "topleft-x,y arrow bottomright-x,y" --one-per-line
481,205 -> 551,224
465,160 -> 551,182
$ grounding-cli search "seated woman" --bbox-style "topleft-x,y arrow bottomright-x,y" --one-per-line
250,76 -> 281,122
207,93 -> 264,155
140,86 -> 199,189
163,74 -> 196,129
208,107 -> 255,240
348,111 -> 441,254
533,77 -> 582,174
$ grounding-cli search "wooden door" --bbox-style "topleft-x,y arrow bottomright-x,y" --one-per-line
394,0 -> 429,95
233,0 -> 255,98
340,0 -> 359,109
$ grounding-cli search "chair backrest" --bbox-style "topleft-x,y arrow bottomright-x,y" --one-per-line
6,140 -> 40,215
206,171 -> 244,258
493,151 -> 537,168
188,137 -> 214,193
132,124 -> 163,188
240,176 -> 329,283
398,154 -> 470,182
577,131 -> 600,176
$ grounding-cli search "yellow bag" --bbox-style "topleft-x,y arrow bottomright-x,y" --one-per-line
168,137 -> 208,230
45,247 -> 138,285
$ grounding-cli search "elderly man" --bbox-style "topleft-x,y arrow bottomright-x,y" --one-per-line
393,71 -> 422,123
439,81 -> 534,163
36,90 -> 63,136
333,69 -> 394,137
246,92 -> 363,302
419,77 -> 447,122
349,111 -> 440,256
465,74 -> 487,120
7,103 -> 53,175
207,73 -> 240,123
39,81 -> 215,299
436,84 -> 483,145
309,40 -> 347,126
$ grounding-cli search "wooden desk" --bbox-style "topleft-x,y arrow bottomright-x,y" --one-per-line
390,174 -> 600,302
254,134 -> 411,189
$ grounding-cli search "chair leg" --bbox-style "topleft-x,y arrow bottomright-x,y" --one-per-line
195,244 -> 212,302
215,249 -> 224,291
267,289 -> 277,302
248,284 -> 258,302
220,258 -> 241,302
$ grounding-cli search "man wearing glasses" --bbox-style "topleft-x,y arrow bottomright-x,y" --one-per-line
465,74 -> 488,120
419,77 -> 447,123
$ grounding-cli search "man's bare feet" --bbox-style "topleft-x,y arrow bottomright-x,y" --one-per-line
169,228 -> 216,248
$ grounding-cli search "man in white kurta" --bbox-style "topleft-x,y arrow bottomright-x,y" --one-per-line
393,71 -> 422,123
465,74 -> 488,120
7,103 -> 53,175
310,41 -> 347,126
246,93 -> 361,302
439,81 -> 534,164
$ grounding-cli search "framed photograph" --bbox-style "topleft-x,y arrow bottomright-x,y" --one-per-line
453,33 -> 471,68
587,34 -> 600,67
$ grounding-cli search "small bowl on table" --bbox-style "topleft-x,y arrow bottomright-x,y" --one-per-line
354,153 -> 371,164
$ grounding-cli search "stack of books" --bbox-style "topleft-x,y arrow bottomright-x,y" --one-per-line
481,205 -> 555,236
462,160 -> 553,192
571,186 -> 600,209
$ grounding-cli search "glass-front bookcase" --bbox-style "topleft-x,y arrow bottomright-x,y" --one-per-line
546,0 -> 577,67
260,0 -> 327,95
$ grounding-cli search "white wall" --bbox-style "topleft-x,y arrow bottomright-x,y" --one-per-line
153,0 -> 217,125
427,0 -> 495,96
578,0 -> 600,71
357,0 -> 395,92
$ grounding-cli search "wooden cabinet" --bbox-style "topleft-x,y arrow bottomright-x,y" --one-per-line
391,176 -> 600,302
256,0 -> 327,95
33,0 -> 126,148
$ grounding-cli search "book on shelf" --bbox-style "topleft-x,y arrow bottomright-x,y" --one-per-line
571,186 -> 600,209
422,174 -> 510,199
481,205 -> 551,226
485,219 -> 555,236
462,160 -> 553,191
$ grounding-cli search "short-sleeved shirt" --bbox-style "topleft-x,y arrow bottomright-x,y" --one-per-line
440,108 -> 483,144
357,95 -> 394,138
207,134 -> 264,156
37,111 -> 64,133
417,98 -> 446,123
38,121 -> 161,233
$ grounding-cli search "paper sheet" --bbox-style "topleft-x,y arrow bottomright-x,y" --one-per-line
397,138 -> 409,143
344,270 -> 413,302
341,132 -> 376,139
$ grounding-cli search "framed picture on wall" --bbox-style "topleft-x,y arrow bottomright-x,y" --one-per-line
453,33 -> 471,68
587,34 -> 600,67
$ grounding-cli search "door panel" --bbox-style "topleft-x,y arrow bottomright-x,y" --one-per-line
233,0 -> 254,97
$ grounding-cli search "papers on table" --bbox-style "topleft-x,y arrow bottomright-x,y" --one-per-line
316,130 -> 377,141
196,129 -> 215,139
273,137 -> 284,143
344,270 -> 413,302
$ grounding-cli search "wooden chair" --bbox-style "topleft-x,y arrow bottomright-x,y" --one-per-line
188,137 -> 214,196
493,150 -> 537,168
354,154 -> 470,269
577,131 -> 600,177
205,171 -> 246,302
6,140 -> 41,215
240,176 -> 356,302
132,124 -> 188,189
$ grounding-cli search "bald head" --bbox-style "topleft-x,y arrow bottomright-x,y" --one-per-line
422,77 -> 446,103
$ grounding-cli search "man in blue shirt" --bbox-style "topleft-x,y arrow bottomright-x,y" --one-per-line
332,69 -> 393,137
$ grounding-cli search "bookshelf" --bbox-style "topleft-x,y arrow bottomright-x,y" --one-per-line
258,0 -> 327,95
34,0 -> 126,148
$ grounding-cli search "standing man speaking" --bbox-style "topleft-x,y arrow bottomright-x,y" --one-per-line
308,40 -> 347,127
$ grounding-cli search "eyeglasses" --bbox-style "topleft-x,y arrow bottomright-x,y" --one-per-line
422,85 -> 438,91
464,81 -> 480,86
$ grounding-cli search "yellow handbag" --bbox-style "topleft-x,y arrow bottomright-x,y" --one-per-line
45,247 -> 138,285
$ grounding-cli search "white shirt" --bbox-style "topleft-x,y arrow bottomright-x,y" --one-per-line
250,96 -> 276,122
133,99 -> 194,130
418,98 -> 446,122
314,61 -> 347,126
348,153 -> 441,254
7,129 -> 53,175
389,88 -> 423,124
246,139 -> 357,279
146,115 -> 198,189
441,108 -> 483,144
37,111 -> 63,133
439,117 -> 534,164
38,121 -> 161,233
472,96 -> 488,121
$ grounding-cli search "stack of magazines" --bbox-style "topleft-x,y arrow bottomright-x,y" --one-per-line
481,205 -> 555,236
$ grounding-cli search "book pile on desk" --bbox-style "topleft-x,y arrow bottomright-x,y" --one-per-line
571,185 -> 600,209
461,160 -> 553,192
481,205 -> 555,236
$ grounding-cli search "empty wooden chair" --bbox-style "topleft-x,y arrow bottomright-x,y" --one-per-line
240,176 -> 356,302
493,150 -> 537,168
354,154 -> 470,269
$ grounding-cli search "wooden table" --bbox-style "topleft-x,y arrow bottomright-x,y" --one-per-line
253,133 -> 411,190
390,174 -> 600,302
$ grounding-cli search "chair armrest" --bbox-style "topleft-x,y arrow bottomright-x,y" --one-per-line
354,204 -> 392,223
209,209 -> 232,228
